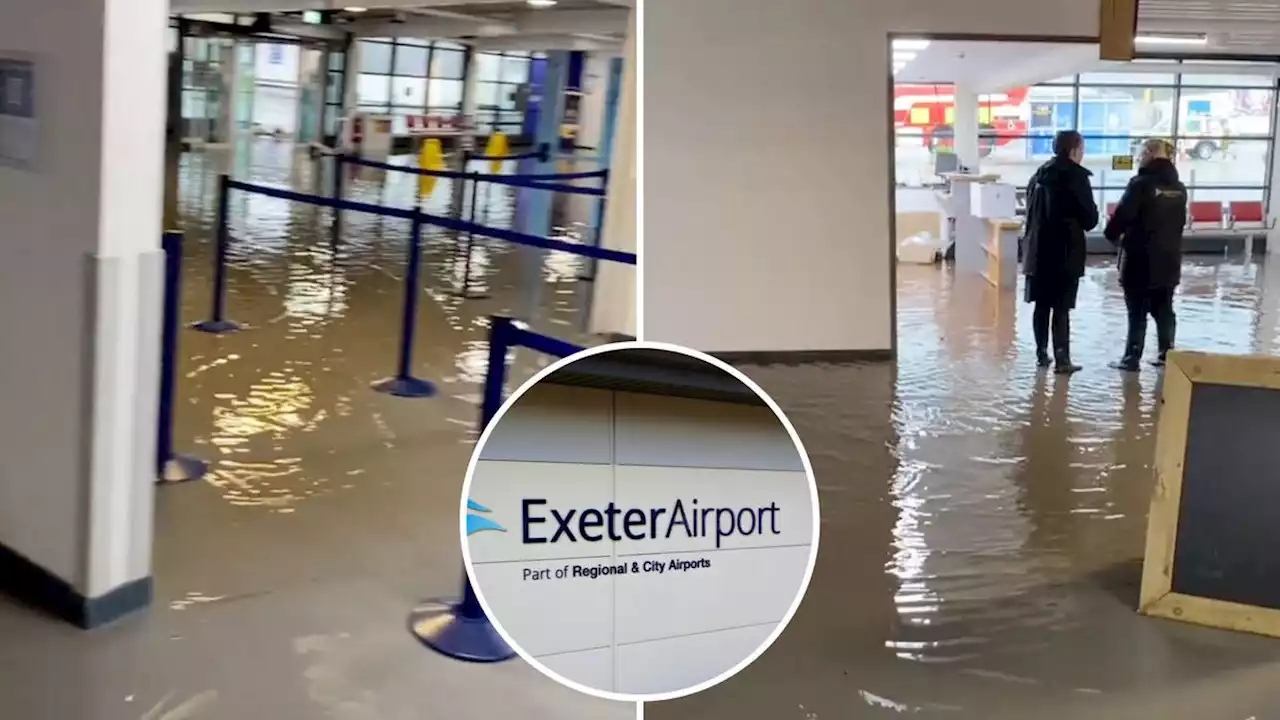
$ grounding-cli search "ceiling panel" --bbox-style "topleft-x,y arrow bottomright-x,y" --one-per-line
1138,0 -> 1280,55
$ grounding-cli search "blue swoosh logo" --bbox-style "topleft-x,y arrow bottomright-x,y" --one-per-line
466,499 -> 506,536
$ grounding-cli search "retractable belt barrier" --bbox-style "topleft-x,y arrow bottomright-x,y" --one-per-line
193,175 -> 633,401
409,315 -> 585,662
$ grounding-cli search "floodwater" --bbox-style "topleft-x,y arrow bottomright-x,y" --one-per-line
648,259 -> 1280,719
0,139 -> 630,720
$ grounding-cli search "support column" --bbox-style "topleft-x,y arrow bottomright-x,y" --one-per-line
515,50 -> 569,321
953,84 -> 981,172
0,0 -> 164,627
461,45 -> 480,140
588,12 -> 636,339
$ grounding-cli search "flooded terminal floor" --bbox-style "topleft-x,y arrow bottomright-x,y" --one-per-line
0,140 -> 630,719
650,259 -> 1280,718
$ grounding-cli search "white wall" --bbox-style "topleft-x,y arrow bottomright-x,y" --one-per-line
0,0 -> 163,597
644,0 -> 1100,353
470,385 -> 813,695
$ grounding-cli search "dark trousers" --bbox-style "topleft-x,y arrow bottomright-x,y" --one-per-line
1123,286 -> 1176,361
1032,303 -> 1071,363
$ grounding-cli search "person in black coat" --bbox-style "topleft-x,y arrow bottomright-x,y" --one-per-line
1104,139 -> 1187,371
1023,130 -> 1099,374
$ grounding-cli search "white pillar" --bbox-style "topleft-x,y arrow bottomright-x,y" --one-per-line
575,52 -> 613,153
0,0 -> 164,626
588,12 -> 636,339
953,84 -> 981,171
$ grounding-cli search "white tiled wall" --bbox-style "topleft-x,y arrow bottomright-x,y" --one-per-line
470,385 -> 814,695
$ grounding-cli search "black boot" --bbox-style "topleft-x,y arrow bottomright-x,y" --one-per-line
1032,303 -> 1052,368
1052,309 -> 1080,374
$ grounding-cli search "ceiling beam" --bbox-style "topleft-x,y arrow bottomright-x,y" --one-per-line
1099,0 -> 1139,61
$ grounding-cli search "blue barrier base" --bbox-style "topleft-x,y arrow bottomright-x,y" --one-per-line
408,600 -> 516,663
371,375 -> 437,398
192,319 -> 241,334
158,454 -> 208,484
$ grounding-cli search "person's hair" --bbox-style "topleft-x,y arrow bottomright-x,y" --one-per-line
1143,138 -> 1174,159
1052,130 -> 1084,158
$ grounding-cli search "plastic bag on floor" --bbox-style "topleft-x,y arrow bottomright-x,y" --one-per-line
898,232 -> 942,264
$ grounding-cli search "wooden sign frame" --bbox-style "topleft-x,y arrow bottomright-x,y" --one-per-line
1139,350 -> 1280,637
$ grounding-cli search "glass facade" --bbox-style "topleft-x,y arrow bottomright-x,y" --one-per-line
894,64 -> 1279,212
353,38 -> 532,136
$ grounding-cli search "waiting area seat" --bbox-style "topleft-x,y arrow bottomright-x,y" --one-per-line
1084,199 -> 1272,255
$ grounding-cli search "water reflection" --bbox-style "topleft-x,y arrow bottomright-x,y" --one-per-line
170,140 -> 604,512
651,256 -> 1280,718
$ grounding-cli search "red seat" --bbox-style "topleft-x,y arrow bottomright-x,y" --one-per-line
1231,201 -> 1265,224
1189,201 -> 1224,225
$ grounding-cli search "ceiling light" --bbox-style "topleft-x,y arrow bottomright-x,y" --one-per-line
343,6 -> 368,12
1135,33 -> 1207,45
527,0 -> 558,7
893,38 -> 931,51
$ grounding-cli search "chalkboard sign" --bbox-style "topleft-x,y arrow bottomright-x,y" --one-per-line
1140,350 -> 1280,637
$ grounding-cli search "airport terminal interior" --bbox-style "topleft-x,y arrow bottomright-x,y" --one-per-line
7,0 -> 1280,718
0,1 -> 637,718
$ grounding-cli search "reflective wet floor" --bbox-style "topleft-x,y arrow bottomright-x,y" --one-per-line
0,140 -> 630,719
649,257 -> 1280,719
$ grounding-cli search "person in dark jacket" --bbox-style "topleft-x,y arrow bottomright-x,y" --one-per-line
1104,139 -> 1186,371
1023,130 -> 1099,374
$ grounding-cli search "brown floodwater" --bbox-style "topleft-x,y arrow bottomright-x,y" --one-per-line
647,260 -> 1280,718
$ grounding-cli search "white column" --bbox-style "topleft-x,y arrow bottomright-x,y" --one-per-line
461,46 -> 481,132
0,0 -> 164,624
575,52 -> 613,153
953,83 -> 981,171
588,11 -> 636,339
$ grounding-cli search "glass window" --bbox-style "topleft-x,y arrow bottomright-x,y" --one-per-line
328,51 -> 345,71
1176,139 -> 1269,188
476,53 -> 502,82
358,40 -> 393,74
1179,73 -> 1276,88
1042,75 -> 1077,85
394,43 -> 429,76
1177,88 -> 1274,137
435,41 -> 467,51
430,49 -> 466,79
1079,71 -> 1177,86
498,85 -> 519,110
400,37 -> 430,46
475,81 -> 500,108
500,55 -> 529,84
324,106 -> 340,136
392,76 -> 427,107
357,73 -> 390,106
326,72 -> 344,104
428,78 -> 464,109
1077,86 -> 1176,141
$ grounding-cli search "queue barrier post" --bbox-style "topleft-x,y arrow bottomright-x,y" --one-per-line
456,164 -> 490,300
410,315 -> 518,661
157,231 -> 208,484
332,154 -> 346,246
372,215 -> 437,398
192,174 -> 241,334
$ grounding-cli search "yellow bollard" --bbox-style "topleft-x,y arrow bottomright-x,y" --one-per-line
483,133 -> 509,173
417,138 -> 446,198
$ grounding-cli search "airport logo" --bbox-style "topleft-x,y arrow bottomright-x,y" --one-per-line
520,498 -> 782,548
466,499 -> 506,536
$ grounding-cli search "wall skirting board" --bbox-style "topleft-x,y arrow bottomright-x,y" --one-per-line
714,349 -> 894,365
0,540 -> 152,629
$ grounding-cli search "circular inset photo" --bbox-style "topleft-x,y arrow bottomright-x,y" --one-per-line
459,342 -> 820,701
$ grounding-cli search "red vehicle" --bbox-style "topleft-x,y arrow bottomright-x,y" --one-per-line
894,85 -> 1030,157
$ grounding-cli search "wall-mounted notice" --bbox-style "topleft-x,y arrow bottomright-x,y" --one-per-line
0,54 -> 37,170
458,343 -> 821,702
